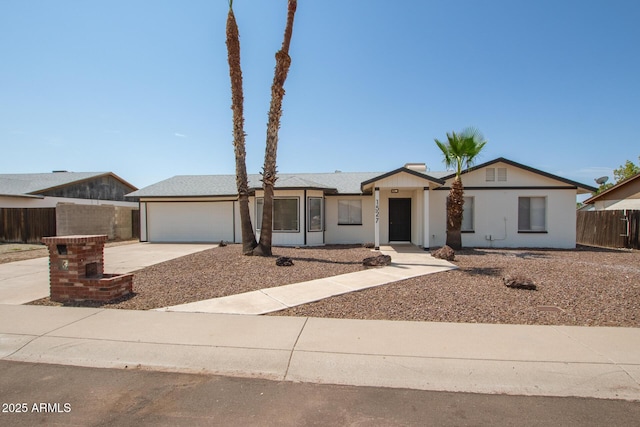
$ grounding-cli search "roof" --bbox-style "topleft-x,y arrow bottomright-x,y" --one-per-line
583,172 -> 640,204
0,172 -> 137,198
360,167 -> 447,191
127,172 -> 384,198
127,157 -> 597,198
441,157 -> 598,193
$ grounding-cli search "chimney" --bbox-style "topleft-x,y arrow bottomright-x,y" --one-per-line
404,163 -> 427,172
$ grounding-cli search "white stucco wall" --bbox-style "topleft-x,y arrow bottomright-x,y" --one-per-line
429,188 -> 578,248
140,202 -> 148,241
460,163 -> 565,187
325,195 -> 374,244
592,199 -> 640,210
425,162 -> 581,248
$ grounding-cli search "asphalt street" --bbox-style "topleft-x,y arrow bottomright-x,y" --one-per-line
1,361 -> 638,427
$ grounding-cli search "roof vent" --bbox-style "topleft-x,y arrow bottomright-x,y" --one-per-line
52,170 -> 69,173
404,163 -> 427,172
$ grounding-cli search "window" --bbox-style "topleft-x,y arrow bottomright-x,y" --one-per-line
518,197 -> 546,232
308,197 -> 323,232
461,196 -> 474,232
338,200 -> 362,225
486,168 -> 495,181
255,197 -> 299,232
256,198 -> 264,230
274,198 -> 299,231
487,167 -> 507,182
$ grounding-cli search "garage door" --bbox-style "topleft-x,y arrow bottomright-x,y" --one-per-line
147,202 -> 234,242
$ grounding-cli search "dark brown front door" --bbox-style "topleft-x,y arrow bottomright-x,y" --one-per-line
389,198 -> 411,241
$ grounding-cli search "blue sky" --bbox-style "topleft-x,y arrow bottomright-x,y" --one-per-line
1,1 -> 638,195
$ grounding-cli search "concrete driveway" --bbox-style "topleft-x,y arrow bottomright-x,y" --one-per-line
0,243 -> 217,305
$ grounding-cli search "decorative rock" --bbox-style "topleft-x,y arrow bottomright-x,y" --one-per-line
503,275 -> 537,290
219,240 -> 227,247
363,254 -> 392,267
362,242 -> 375,249
276,256 -> 294,267
431,245 -> 455,261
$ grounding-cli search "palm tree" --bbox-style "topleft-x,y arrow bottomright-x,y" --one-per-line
435,128 -> 487,250
253,0 -> 298,256
226,0 -> 258,254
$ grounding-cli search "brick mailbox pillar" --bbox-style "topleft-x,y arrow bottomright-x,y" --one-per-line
42,235 -> 133,303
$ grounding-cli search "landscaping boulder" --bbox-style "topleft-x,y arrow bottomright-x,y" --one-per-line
503,275 -> 537,290
431,245 -> 455,261
363,254 -> 391,267
219,240 -> 227,247
362,242 -> 375,249
275,256 -> 294,267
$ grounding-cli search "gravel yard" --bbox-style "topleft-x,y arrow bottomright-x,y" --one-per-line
28,245 -> 373,311
21,243 -> 640,327
272,246 -> 640,327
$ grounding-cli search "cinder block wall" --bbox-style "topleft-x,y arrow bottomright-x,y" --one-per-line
114,206 -> 133,240
56,204 -> 136,240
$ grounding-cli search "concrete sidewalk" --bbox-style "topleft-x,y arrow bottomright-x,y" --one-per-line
158,245 -> 457,315
1,304 -> 639,401
0,243 -> 217,305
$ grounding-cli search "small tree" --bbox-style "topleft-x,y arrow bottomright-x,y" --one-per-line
613,157 -> 640,183
435,128 -> 487,250
593,156 -> 639,196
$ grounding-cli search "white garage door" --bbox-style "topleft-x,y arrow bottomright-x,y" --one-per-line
147,202 -> 234,242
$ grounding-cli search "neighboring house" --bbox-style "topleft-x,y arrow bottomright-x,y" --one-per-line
581,173 -> 640,211
127,157 -> 596,249
0,172 -> 139,241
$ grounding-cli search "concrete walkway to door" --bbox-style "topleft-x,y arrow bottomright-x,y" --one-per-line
0,243 -> 218,305
157,245 -> 457,315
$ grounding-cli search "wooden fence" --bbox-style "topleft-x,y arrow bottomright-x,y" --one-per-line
0,208 -> 57,244
577,210 -> 640,249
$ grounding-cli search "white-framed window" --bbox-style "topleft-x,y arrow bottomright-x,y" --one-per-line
518,197 -> 546,232
486,167 -> 507,182
497,168 -> 507,182
308,197 -> 323,232
338,199 -> 362,225
256,198 -> 264,230
486,168 -> 495,181
256,197 -> 300,232
462,196 -> 474,232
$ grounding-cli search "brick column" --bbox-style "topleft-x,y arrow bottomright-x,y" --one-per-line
42,235 -> 132,303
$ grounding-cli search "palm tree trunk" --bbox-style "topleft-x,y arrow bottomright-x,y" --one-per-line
446,176 -> 464,250
255,0 -> 297,256
226,4 -> 257,254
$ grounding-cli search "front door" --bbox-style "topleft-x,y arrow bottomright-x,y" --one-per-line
389,198 -> 411,241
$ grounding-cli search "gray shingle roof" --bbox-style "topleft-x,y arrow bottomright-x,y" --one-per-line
125,157 -> 598,199
0,172 -> 112,198
126,169 -> 453,198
